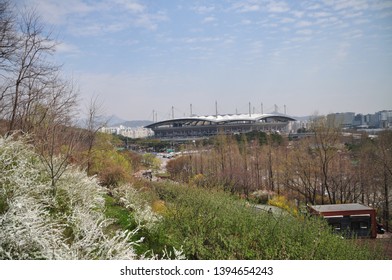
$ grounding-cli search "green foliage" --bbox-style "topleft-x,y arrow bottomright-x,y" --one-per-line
105,184 -> 181,258
121,150 -> 143,172
90,149 -> 131,186
148,181 -> 382,260
190,174 -> 208,187
88,134 -> 133,187
125,137 -> 171,152
268,195 -> 298,216
142,153 -> 161,171
104,195 -> 135,230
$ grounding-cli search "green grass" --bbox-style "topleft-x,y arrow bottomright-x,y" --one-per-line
103,194 -> 167,257
104,195 -> 135,230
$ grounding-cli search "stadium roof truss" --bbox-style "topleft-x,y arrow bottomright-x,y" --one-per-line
145,113 -> 296,139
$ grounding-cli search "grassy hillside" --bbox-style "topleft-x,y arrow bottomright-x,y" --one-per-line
108,181 -> 384,260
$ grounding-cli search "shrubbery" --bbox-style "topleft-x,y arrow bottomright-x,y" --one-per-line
0,136 -> 140,259
268,195 -> 298,216
145,182 -> 383,260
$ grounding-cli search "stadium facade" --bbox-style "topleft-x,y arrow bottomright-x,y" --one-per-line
145,113 -> 296,140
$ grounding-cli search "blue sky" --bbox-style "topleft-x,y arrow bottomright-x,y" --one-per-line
19,0 -> 392,120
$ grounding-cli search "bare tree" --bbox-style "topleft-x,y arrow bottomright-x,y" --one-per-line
32,76 -> 79,191
5,8 -> 58,132
372,131 -> 392,231
284,137 -> 320,204
84,95 -> 106,174
311,116 -> 342,204
0,0 -> 17,119
0,0 -> 17,69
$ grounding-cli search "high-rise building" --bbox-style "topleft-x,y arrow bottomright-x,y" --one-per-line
327,112 -> 355,128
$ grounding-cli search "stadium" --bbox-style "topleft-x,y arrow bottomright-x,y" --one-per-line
145,113 -> 296,140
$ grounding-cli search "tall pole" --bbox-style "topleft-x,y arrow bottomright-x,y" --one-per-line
172,106 -> 174,119
152,110 -> 155,122
190,104 -> 193,116
249,102 -> 251,117
261,102 -> 263,114
284,104 -> 287,115
215,101 -> 218,117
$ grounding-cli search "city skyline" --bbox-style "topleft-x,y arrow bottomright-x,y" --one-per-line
18,0 -> 392,120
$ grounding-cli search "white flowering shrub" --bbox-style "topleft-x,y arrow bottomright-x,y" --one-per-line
53,168 -> 141,260
111,184 -> 186,260
113,185 -> 161,230
0,136 -> 65,259
0,136 -> 140,259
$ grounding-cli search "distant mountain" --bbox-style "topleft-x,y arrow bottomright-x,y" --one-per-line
94,115 -> 153,127
76,115 -> 153,128
293,115 -> 312,122
105,115 -> 128,126
114,120 -> 153,128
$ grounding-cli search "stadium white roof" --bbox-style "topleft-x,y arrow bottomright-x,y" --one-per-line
146,113 -> 296,128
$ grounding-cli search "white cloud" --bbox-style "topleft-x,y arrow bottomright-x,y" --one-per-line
354,18 -> 370,25
241,4 -> 261,12
267,1 -> 290,13
290,36 -> 312,43
222,36 -> 236,45
371,1 -> 392,10
27,0 -> 96,25
241,19 -> 253,25
281,17 -> 295,23
117,0 -> 146,13
340,10 -> 363,19
133,11 -> 168,31
192,5 -> 215,14
296,29 -> 313,36
183,37 -> 221,44
55,42 -> 80,54
315,16 -> 340,28
343,29 -> 363,39
291,10 -> 305,18
296,20 -> 313,27
202,16 -> 217,24
231,1 -> 261,13
261,22 -> 279,28
24,0 -> 167,34
323,0 -> 369,11
304,3 -> 322,10
69,22 -> 104,36
309,12 -> 332,18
